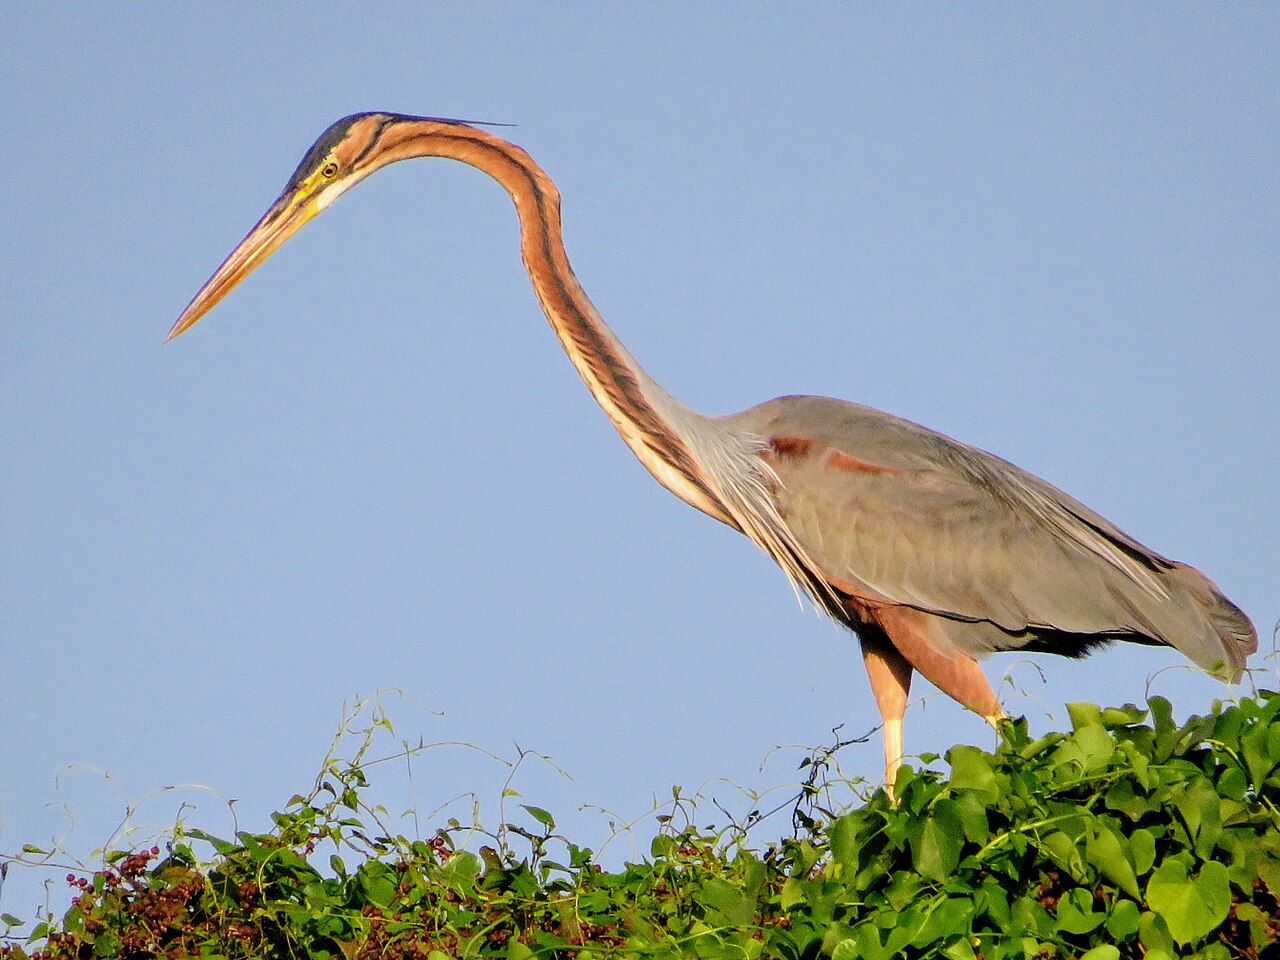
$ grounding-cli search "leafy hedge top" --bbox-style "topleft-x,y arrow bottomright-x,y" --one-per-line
2,690 -> 1278,960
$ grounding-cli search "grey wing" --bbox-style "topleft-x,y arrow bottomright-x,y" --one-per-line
734,395 -> 1256,677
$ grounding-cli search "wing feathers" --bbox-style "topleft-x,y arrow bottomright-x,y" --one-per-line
734,396 -> 1257,678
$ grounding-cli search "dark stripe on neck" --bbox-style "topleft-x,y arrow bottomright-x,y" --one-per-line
350,115 -> 399,171
418,128 -> 723,509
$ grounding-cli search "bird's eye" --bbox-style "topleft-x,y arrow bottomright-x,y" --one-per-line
320,162 -> 339,179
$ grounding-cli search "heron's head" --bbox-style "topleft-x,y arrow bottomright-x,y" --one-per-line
166,112 -> 416,341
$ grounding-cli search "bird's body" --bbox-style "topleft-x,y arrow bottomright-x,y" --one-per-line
169,113 -> 1257,791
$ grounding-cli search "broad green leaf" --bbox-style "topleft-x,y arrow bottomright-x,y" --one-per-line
530,929 -> 568,950
1101,703 -> 1147,726
884,869 -> 927,912
942,935 -> 977,960
820,923 -> 859,957
1217,765 -> 1248,802
1055,888 -> 1103,935
844,926 -> 885,960
1236,903 -> 1266,922
1138,910 -> 1177,956
741,858 -> 767,900
951,792 -> 991,844
520,804 -> 555,829
1258,851 -> 1280,896
1149,697 -> 1179,760
947,745 -> 999,801
910,897 -> 972,948
1080,947 -> 1120,960
1103,779 -> 1145,820
650,834 -> 676,859
1116,741 -> 1152,788
829,813 -> 860,873
1145,858 -> 1230,946
360,871 -> 397,908
1066,702 -> 1103,730
779,877 -> 806,910
1129,828 -> 1155,875
976,879 -> 1012,928
697,879 -> 754,925
434,850 -> 481,892
1039,830 -> 1088,884
910,800 -> 963,881
1053,722 -> 1115,773
1104,898 -> 1140,938
1235,902 -> 1277,950
1172,778 -> 1222,859
1241,720 -> 1280,791
1085,819 -> 1139,898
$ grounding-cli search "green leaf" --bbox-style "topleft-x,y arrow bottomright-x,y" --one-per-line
1116,741 -> 1152,789
1172,778 -> 1222,859
1079,947 -> 1120,960
1039,830 -> 1089,884
1104,898 -> 1140,939
521,804 -> 555,829
829,813 -> 860,873
942,936 -> 977,960
1145,858 -> 1231,946
1139,909 -> 1177,958
951,792 -> 991,845
1129,828 -> 1155,876
360,871 -> 397,908
831,938 -> 860,960
1066,702 -> 1102,730
909,800 -> 963,882
650,834 -> 676,859
1241,713 -> 1280,788
1101,703 -> 1147,726
697,879 -> 754,925
910,897 -> 972,948
779,877 -> 806,911
1085,819 -> 1140,899
947,745 -> 999,801
1217,764 -> 1247,801
435,850 -> 481,892
1055,888 -> 1104,935
1053,722 -> 1115,773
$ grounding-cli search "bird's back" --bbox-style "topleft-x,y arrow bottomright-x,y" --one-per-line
725,395 -> 1257,678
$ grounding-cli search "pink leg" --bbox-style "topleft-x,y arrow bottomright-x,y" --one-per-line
859,632 -> 913,798
874,605 -> 1002,722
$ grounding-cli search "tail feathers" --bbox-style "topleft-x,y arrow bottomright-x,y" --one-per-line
1163,562 -> 1257,681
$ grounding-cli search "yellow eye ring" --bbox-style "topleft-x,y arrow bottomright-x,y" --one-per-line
320,162 -> 339,179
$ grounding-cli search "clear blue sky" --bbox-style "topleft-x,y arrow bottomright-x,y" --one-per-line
3,5 -> 1276,924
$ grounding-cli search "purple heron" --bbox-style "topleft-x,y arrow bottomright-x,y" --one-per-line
168,113 -> 1257,790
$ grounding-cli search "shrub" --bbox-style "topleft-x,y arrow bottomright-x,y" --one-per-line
3,691 -> 1277,959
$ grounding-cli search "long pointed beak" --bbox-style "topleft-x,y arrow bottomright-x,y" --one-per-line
166,189 -> 318,341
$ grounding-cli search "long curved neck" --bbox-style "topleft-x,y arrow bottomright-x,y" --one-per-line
372,120 -> 734,524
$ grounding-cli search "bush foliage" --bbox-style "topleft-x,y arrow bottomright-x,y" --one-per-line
3,691 -> 1277,959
